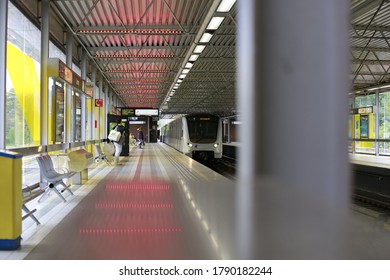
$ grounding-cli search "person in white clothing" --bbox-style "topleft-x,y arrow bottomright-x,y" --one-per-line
112,118 -> 125,164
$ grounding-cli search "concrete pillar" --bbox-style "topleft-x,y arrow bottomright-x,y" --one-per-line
236,0 -> 350,259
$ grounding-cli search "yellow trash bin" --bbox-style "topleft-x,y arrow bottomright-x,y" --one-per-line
0,150 -> 23,250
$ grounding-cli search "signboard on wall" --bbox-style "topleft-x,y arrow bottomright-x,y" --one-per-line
135,108 -> 159,116
95,99 -> 103,107
85,82 -> 94,98
47,58 -> 86,94
121,108 -> 135,116
72,73 -> 84,92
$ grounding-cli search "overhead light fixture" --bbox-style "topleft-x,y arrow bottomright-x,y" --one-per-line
193,45 -> 206,54
95,54 -> 174,59
106,69 -> 170,73
217,0 -> 237,12
182,69 -> 190,74
111,79 -> 166,84
199,32 -> 214,43
207,17 -> 225,30
189,54 -> 199,61
179,74 -> 187,79
78,29 -> 183,35
185,62 -> 193,68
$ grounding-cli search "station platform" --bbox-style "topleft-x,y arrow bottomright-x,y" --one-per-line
350,153 -> 390,169
2,144 -> 390,259
0,143 -> 235,260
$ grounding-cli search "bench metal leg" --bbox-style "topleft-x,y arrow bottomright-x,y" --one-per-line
22,205 -> 40,225
60,182 -> 74,196
51,186 -> 67,202
38,188 -> 52,203
103,157 -> 111,165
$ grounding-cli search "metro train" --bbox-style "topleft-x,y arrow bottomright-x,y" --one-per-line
161,113 -> 223,160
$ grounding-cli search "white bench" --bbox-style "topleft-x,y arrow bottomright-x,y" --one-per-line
67,149 -> 94,184
94,144 -> 111,165
36,155 -> 75,203
22,184 -> 45,225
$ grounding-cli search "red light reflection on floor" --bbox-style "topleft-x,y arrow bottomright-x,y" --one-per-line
79,227 -> 182,234
95,202 -> 174,209
106,183 -> 170,191
76,179 -> 190,258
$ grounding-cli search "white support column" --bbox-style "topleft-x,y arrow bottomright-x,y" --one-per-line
91,65 -> 96,140
65,28 -> 73,143
237,0 -> 350,259
80,50 -> 87,142
98,74 -> 103,139
375,91 -> 380,155
40,0 -> 50,147
0,0 -> 8,149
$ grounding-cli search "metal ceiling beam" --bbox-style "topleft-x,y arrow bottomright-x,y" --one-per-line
352,24 -> 390,32
75,24 -> 236,32
351,46 -> 390,52
351,59 -> 390,64
88,45 -> 236,52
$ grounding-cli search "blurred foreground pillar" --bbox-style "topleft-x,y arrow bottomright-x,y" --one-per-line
236,0 -> 351,259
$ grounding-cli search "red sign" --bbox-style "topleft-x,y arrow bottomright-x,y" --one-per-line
95,99 -> 103,107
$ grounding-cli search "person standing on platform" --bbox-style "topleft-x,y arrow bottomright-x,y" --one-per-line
112,118 -> 125,164
137,127 -> 145,148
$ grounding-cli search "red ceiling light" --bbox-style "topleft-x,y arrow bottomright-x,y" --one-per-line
78,29 -> 183,35
95,54 -> 174,58
111,80 -> 167,84
106,69 -> 170,73
116,86 -> 162,90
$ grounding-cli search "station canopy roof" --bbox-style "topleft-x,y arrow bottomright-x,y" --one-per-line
351,0 -> 390,93
51,0 -> 237,117
42,0 -> 390,116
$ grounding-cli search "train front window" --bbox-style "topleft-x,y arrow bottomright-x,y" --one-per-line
186,116 -> 219,143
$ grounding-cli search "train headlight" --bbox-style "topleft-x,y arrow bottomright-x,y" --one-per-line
188,143 -> 193,148
214,143 -> 219,148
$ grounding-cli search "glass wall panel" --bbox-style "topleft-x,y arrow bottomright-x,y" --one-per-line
74,92 -> 82,141
378,92 -> 390,155
354,94 -> 376,154
6,3 -> 41,148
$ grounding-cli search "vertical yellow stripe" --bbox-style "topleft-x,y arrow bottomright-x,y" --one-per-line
6,42 -> 40,144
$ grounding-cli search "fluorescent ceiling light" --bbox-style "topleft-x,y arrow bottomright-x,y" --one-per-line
179,74 -> 187,79
217,0 -> 236,12
182,69 -> 190,74
194,45 -> 206,53
189,54 -> 199,61
185,62 -> 193,68
199,33 -> 213,43
207,17 -> 225,30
